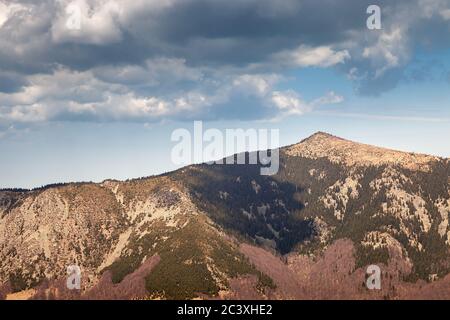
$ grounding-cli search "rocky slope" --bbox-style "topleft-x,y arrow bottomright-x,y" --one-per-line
0,132 -> 449,300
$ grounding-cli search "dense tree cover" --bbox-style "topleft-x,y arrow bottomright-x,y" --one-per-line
108,216 -> 274,300
173,151 -> 450,281
173,153 -> 315,254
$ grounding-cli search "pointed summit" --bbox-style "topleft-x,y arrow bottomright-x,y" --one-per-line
285,132 -> 439,171
299,131 -> 342,144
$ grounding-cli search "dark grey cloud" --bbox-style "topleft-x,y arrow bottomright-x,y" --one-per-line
0,0 -> 416,72
0,72 -> 29,93
1,1 -> 384,70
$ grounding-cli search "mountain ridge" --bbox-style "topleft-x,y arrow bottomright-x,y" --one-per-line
1,131 -> 449,300
286,131 -> 443,172
1,131 -> 446,192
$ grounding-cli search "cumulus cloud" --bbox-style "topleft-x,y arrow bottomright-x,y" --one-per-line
0,0 -> 449,125
271,91 -> 309,116
51,0 -> 124,45
231,74 -> 282,97
274,45 -> 350,68
0,2 -> 25,28
0,67 -> 342,124
362,28 -> 408,77
271,90 -> 343,119
0,67 -> 206,122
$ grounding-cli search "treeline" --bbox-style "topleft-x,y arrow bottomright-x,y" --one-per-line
0,181 -> 95,193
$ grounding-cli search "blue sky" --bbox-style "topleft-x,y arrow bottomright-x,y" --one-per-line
0,0 -> 449,188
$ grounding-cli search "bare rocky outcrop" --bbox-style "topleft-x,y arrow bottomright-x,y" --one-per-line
286,132 -> 441,171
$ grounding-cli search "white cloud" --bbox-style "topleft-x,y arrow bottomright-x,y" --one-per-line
0,1 -> 26,28
271,90 -> 309,116
270,90 -> 343,119
232,74 -> 282,96
51,0 -> 178,45
362,28 -> 408,77
0,66 -> 344,123
440,9 -> 450,20
0,67 -> 217,123
274,45 -> 350,68
10,1 -> 449,124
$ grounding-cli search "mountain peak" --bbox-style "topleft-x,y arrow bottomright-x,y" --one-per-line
300,131 -> 341,143
286,132 -> 440,171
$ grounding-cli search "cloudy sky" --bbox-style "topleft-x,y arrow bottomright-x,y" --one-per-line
1,0 -> 450,188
